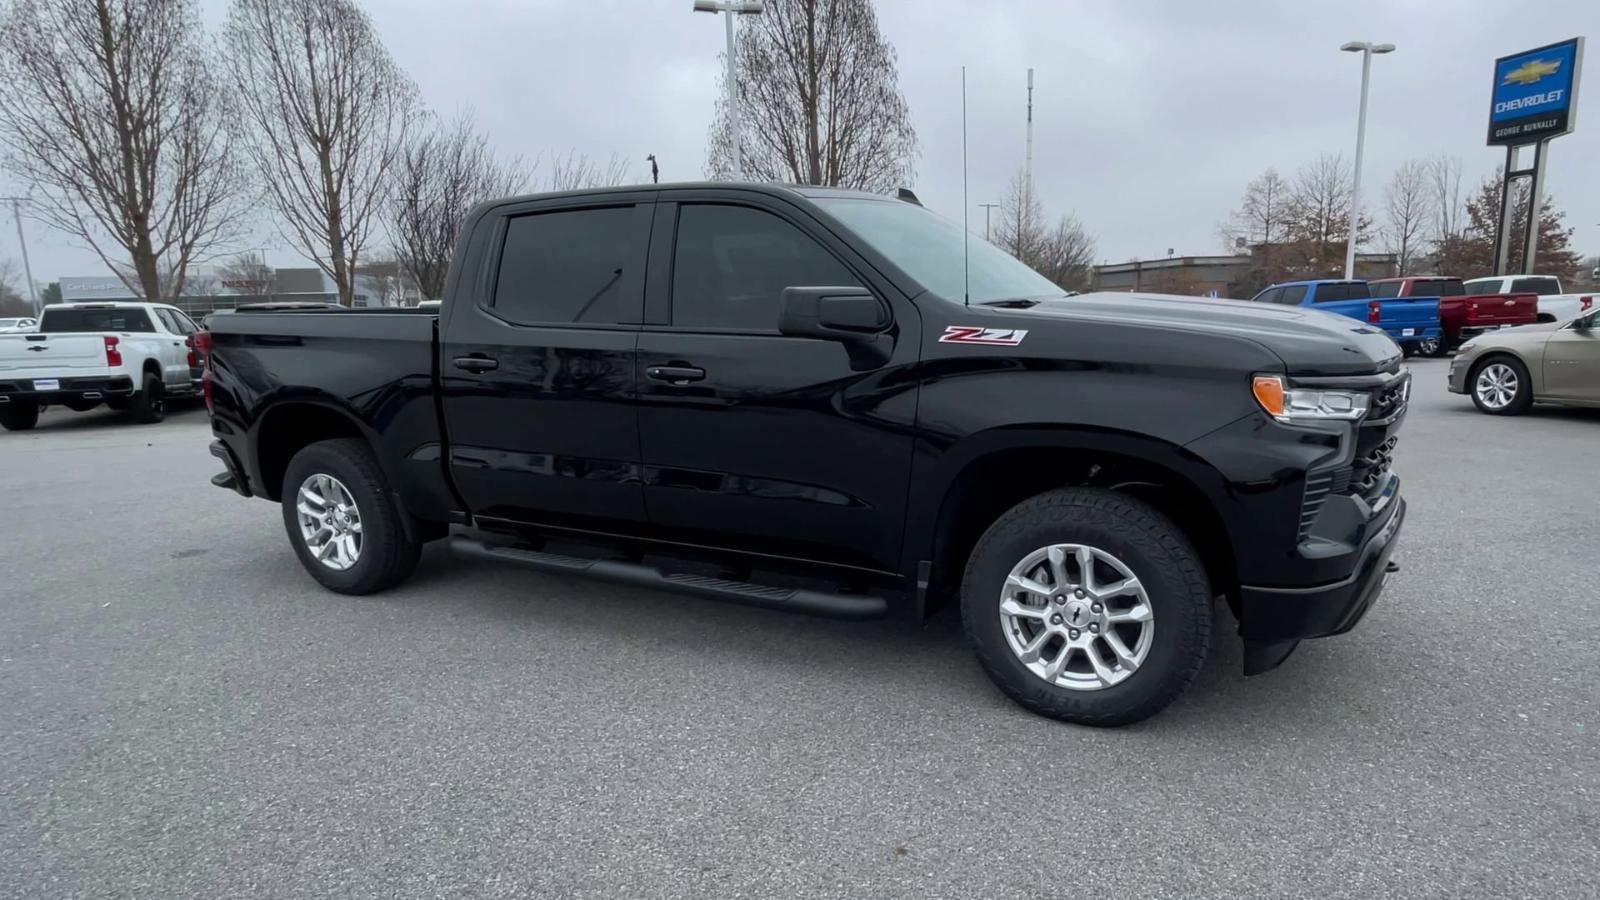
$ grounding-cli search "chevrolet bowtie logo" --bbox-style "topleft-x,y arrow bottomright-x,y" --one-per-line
1502,59 -> 1561,86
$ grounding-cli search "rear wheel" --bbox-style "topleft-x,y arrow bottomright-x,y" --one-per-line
960,488 -> 1212,727
0,402 -> 40,432
1470,356 -> 1533,415
1418,337 -> 1446,358
129,373 -> 166,423
281,438 -> 421,594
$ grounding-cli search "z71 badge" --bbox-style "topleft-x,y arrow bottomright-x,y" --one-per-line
939,326 -> 1028,346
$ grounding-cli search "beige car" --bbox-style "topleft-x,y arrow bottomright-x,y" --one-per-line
1448,305 -> 1600,414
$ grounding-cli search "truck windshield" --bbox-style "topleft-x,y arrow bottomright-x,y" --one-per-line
40,308 -> 155,333
815,198 -> 1068,304
1413,279 -> 1464,296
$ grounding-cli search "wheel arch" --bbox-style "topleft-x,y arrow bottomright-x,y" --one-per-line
251,397 -> 374,502
909,427 -> 1238,619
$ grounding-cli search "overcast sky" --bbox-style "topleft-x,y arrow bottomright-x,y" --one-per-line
4,0 -> 1595,286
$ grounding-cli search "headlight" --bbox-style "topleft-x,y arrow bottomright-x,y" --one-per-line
1252,374 -> 1369,423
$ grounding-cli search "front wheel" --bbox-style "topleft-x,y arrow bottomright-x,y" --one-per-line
1470,356 -> 1533,415
0,401 -> 40,432
281,438 -> 421,594
960,488 -> 1212,727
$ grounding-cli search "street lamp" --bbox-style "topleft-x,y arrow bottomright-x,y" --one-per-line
693,0 -> 765,180
1340,40 -> 1395,280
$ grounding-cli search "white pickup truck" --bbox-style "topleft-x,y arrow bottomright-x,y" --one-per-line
1462,275 -> 1594,325
0,302 -> 203,431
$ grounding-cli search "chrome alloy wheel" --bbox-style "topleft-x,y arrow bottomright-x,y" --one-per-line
999,544 -> 1154,691
296,473 -> 363,571
1474,362 -> 1518,410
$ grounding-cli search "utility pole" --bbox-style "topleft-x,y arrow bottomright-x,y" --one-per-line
979,202 -> 999,240
693,1 -> 766,179
2,197 -> 39,313
1024,68 -> 1035,204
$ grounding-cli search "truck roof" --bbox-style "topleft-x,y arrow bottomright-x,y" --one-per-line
475,181 -> 898,209
1273,279 -> 1366,287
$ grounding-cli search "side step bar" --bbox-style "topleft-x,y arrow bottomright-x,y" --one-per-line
450,535 -> 888,620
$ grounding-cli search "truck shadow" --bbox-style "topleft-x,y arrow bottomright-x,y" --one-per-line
373,542 -> 1362,734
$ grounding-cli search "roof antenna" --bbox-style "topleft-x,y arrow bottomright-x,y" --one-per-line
962,65 -> 970,308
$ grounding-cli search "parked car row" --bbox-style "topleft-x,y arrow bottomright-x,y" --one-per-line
1448,303 -> 1600,415
1249,274 -> 1591,358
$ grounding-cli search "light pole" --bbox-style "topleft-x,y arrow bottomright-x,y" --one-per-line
1340,40 -> 1394,280
1,196 -> 39,313
979,202 -> 999,240
693,0 -> 765,180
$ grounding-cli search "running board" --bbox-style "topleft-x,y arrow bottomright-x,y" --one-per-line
449,536 -> 888,620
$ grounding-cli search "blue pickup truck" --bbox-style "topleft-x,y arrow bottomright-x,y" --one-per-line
1248,279 -> 1442,354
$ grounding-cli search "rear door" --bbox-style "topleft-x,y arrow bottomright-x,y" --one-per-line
1544,310 -> 1600,402
151,308 -> 194,387
633,190 -> 920,573
439,191 -> 655,529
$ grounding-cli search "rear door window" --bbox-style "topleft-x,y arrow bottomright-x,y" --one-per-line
1415,279 -> 1465,297
491,205 -> 650,326
1370,282 -> 1402,298
1463,278 -> 1500,294
1251,287 -> 1281,304
1277,285 -> 1307,305
40,307 -> 156,333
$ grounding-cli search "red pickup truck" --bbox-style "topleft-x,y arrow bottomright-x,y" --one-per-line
1368,277 -> 1537,356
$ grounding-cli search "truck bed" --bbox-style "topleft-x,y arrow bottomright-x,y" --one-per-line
206,308 -> 454,520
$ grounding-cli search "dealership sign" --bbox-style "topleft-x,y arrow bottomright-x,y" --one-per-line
1488,37 -> 1583,145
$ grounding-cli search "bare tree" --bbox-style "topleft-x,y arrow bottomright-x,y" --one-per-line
224,0 -> 417,306
544,151 -> 631,192
1284,153 -> 1371,274
706,0 -> 917,191
0,259 -> 30,316
992,170 -> 1096,292
0,0 -> 244,300
389,112 -> 532,300
1220,168 -> 1293,248
219,251 -> 276,295
1381,159 -> 1432,276
1426,154 -> 1467,273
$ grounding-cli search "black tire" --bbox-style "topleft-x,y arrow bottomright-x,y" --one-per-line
129,373 -> 166,423
960,488 -> 1212,727
0,402 -> 40,432
1468,355 -> 1533,415
280,438 -> 421,594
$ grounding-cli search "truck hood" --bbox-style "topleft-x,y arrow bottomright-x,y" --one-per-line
997,292 -> 1403,376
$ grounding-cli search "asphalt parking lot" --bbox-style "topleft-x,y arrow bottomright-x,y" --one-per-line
2,360 -> 1597,899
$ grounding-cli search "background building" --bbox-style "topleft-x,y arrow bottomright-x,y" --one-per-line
1092,252 -> 1399,299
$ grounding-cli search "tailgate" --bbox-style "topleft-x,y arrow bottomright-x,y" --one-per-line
0,334 -> 108,372
1375,298 -> 1439,330
1465,293 -> 1538,326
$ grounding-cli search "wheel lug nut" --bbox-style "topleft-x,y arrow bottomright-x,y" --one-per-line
1091,603 -> 1102,613
1050,614 -> 1063,625
1089,623 -> 1100,633
1075,589 -> 1086,598
1068,628 -> 1080,639
1054,595 -> 1066,606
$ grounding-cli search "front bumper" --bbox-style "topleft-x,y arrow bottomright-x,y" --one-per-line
1239,491 -> 1403,639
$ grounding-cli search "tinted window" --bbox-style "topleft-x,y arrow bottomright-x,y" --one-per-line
672,204 -> 860,331
493,206 -> 642,326
1414,279 -> 1465,297
152,309 -> 180,333
1510,277 -> 1561,296
1278,285 -> 1307,305
1250,287 -> 1280,304
172,310 -> 199,334
40,307 -> 155,333
1371,281 -> 1402,298
1312,282 -> 1370,302
1463,278 -> 1499,294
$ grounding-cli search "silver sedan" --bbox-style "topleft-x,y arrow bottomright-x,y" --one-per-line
1448,305 -> 1600,414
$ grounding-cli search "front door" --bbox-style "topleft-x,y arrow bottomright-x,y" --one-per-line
1544,311 -> 1600,402
634,193 -> 921,574
440,195 -> 654,528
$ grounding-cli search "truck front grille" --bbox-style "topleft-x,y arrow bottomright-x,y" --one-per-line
1351,435 -> 1399,495
1299,467 -> 1352,539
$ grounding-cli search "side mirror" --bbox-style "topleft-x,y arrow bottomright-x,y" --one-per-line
778,286 -> 888,343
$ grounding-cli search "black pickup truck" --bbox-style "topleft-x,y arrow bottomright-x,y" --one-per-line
205,183 -> 1408,726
